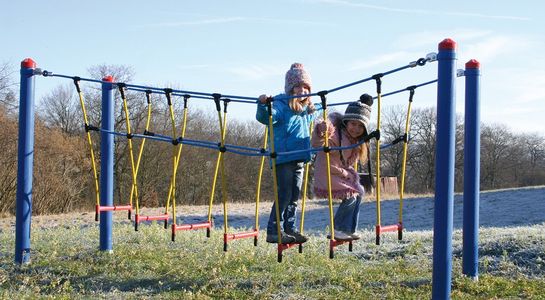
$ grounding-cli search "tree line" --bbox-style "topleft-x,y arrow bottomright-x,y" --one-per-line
1,62 -> 544,215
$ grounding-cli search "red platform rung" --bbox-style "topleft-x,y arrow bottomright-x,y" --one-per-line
224,230 -> 258,241
331,239 -> 352,247
278,242 -> 300,251
97,204 -> 132,212
378,223 -> 401,233
173,221 -> 211,231
135,214 -> 169,223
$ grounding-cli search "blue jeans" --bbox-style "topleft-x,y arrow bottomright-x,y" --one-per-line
334,195 -> 361,233
267,161 -> 304,235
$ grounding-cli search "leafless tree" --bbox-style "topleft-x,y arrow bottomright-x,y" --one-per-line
0,61 -> 18,115
38,84 -> 81,135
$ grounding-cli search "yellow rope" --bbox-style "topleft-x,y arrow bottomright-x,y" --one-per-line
207,109 -> 225,223
74,80 -> 100,208
254,127 -> 268,231
132,93 -> 152,216
299,120 -> 314,235
120,87 -> 138,211
375,92 -> 382,228
399,97 -> 413,224
169,105 -> 188,222
266,104 -> 283,244
164,91 -> 180,224
220,110 -> 229,235
322,107 -> 335,240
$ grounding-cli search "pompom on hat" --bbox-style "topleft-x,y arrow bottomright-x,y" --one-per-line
342,93 -> 373,133
285,63 -> 312,95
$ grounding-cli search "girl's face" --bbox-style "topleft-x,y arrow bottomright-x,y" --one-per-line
292,84 -> 310,101
345,120 -> 365,139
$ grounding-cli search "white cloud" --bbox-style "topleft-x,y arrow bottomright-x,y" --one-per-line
393,29 -> 493,50
305,0 -> 530,20
137,16 -> 332,29
461,35 -> 532,64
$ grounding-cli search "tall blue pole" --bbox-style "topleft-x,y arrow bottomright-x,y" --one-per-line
463,59 -> 481,279
100,75 -> 115,251
432,38 -> 457,300
15,58 -> 37,264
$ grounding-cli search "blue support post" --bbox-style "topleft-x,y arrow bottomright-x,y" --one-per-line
100,75 -> 115,251
432,38 -> 457,300
15,58 -> 37,264
463,59 -> 481,279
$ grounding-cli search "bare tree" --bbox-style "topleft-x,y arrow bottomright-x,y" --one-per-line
407,107 -> 437,193
38,84 -> 81,135
0,61 -> 18,115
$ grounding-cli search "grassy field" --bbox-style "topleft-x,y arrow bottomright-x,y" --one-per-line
1,217 -> 544,299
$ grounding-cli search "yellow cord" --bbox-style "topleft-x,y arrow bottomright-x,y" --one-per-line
375,92 -> 382,228
254,127 -> 268,231
120,87 -> 138,210
299,120 -> 314,235
74,82 -> 100,208
132,94 -> 152,216
399,99 -> 413,224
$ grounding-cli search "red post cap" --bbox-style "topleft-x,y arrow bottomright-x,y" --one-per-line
21,58 -> 36,68
465,59 -> 480,69
438,38 -> 457,50
102,75 -> 114,82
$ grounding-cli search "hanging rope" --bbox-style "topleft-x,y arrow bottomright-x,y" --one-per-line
373,74 -> 384,246
298,120 -> 314,254
397,86 -> 416,241
119,83 -> 137,221
73,78 -> 101,221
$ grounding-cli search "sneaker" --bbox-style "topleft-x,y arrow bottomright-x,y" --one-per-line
327,230 -> 353,241
349,232 -> 361,240
285,230 -> 308,243
266,232 -> 296,244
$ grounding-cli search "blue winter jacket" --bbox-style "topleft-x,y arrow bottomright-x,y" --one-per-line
255,94 -> 323,165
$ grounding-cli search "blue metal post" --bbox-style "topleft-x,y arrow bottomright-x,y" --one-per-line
15,58 -> 37,264
432,38 -> 457,300
463,59 -> 481,279
100,75 -> 115,251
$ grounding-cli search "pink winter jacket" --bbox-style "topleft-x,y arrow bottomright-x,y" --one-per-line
311,113 -> 365,199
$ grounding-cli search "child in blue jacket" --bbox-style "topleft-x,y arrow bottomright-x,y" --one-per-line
256,63 -> 322,244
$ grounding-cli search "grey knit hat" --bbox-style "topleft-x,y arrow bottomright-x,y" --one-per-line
342,93 -> 373,132
284,63 -> 312,95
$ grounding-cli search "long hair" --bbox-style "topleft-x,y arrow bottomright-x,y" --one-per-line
288,89 -> 315,113
334,117 -> 368,165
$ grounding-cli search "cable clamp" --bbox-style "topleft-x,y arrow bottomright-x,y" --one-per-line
42,70 -> 52,76
270,152 -> 277,159
323,146 -> 331,153
457,69 -> 465,77
426,52 -> 438,62
143,130 -> 155,136
84,124 -> 99,132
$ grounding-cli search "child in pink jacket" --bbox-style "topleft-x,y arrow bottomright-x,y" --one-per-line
311,94 -> 373,240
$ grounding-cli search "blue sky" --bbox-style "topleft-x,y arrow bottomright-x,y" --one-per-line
2,0 -> 544,133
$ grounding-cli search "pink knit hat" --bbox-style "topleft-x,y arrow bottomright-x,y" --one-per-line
284,63 -> 312,95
